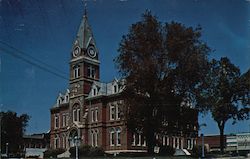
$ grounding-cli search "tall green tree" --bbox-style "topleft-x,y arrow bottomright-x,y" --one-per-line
1,111 -> 30,156
199,57 -> 250,153
115,11 -> 210,153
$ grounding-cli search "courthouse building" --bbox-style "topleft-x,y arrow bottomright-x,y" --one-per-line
50,10 -> 198,154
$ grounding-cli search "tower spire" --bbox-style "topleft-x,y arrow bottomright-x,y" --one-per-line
84,0 -> 87,18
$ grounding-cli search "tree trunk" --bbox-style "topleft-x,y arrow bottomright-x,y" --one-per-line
218,121 -> 225,154
146,127 -> 156,154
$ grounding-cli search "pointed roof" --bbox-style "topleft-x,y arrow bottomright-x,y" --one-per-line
74,11 -> 97,50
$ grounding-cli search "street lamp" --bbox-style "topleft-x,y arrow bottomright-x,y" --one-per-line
69,136 -> 80,159
199,123 -> 207,158
74,136 -> 79,159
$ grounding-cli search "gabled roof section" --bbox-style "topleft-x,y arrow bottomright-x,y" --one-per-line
86,78 -> 126,100
73,13 -> 97,50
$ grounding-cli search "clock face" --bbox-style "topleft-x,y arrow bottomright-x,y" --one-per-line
73,46 -> 80,57
87,46 -> 96,58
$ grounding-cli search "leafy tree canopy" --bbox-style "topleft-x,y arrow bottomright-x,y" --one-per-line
115,11 -> 210,153
1,111 -> 30,155
199,57 -> 250,153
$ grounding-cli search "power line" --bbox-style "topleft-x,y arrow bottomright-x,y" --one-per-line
0,40 -> 68,76
0,46 -> 68,80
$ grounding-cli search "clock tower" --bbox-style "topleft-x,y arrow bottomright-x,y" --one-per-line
68,10 -> 100,140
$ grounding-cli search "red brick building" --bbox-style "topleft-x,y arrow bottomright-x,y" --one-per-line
197,135 -> 226,152
50,10 -> 198,154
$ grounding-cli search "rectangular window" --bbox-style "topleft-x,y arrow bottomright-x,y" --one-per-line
77,108 -> 80,122
73,109 -> 77,122
132,134 -> 136,146
95,132 -> 98,147
110,105 -> 115,120
117,130 -> 121,146
110,131 -> 115,146
91,132 -> 94,147
87,66 -> 95,78
55,114 -> 59,129
116,105 -> 120,120
65,113 -> 69,126
114,85 -> 118,93
91,109 -> 94,122
95,108 -> 98,121
137,134 -> 141,146
62,114 -> 65,127
74,66 -> 80,78
66,114 -> 69,126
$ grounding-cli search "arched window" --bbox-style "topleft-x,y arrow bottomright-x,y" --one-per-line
116,128 -> 121,146
95,130 -> 98,147
73,104 -> 80,122
110,128 -> 115,146
54,134 -> 59,149
87,66 -> 95,78
91,130 -> 98,147
54,114 -> 59,129
73,65 -> 80,78
91,130 -> 94,147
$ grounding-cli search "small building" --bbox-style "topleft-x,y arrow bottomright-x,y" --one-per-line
197,135 -> 226,152
236,132 -> 250,155
226,134 -> 237,152
22,133 -> 50,158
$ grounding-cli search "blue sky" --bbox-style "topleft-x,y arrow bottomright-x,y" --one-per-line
0,0 -> 249,135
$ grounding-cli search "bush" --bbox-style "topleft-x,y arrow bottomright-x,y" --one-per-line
88,147 -> 105,157
159,145 -> 175,156
69,145 -> 104,157
44,148 -> 65,158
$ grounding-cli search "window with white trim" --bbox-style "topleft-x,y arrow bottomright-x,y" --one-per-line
62,114 -> 66,127
73,65 -> 80,78
55,114 -> 59,129
77,108 -> 80,122
110,105 -> 115,120
132,133 -> 136,146
110,129 -> 115,146
91,109 -> 94,122
87,66 -> 95,78
91,131 -> 94,147
54,134 -> 59,149
116,128 -> 121,146
116,105 -> 121,120
95,130 -> 98,147
137,134 -> 141,146
73,109 -> 77,122
66,113 -> 69,126
95,108 -> 98,122
73,108 -> 80,122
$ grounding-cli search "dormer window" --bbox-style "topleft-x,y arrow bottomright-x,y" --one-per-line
93,87 -> 98,96
113,84 -> 118,93
65,95 -> 69,102
73,65 -> 80,78
58,99 -> 61,105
